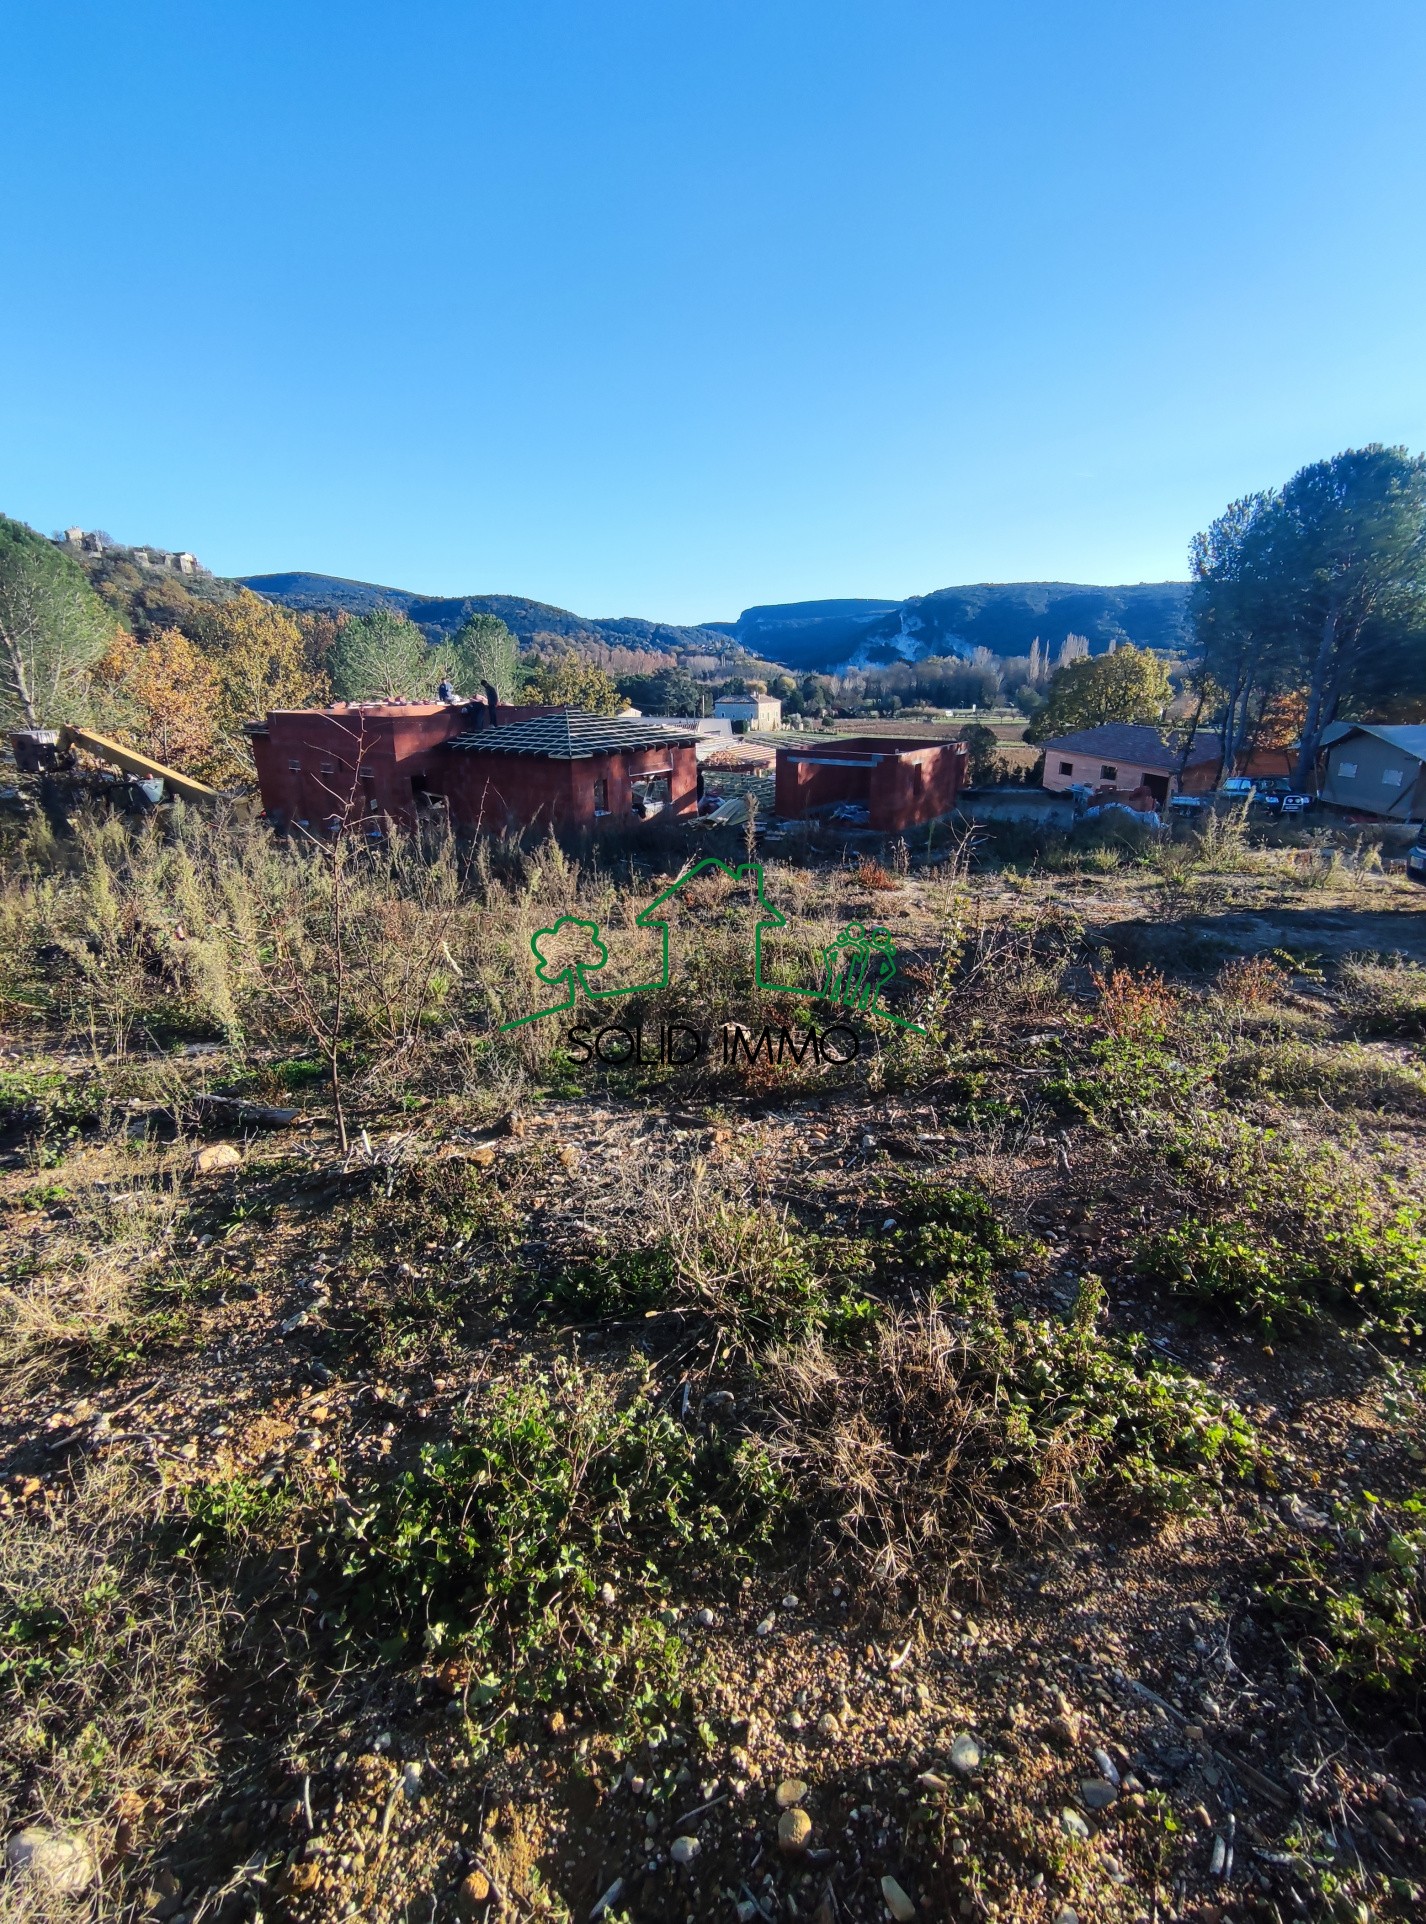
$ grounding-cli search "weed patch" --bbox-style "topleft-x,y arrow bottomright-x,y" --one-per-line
1264,1489 -> 1426,1711
1137,1118 -> 1426,1338
764,1284 -> 1254,1610
330,1360 -> 786,1715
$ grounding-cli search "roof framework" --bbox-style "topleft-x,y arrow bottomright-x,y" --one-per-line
446,710 -> 699,761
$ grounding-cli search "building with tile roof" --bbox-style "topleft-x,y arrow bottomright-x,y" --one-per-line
1038,723 -> 1220,808
246,698 -> 700,836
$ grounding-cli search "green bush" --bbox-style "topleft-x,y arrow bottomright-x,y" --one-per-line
1265,1490 -> 1426,1706
1138,1121 -> 1426,1338
331,1361 -> 786,1705
544,1242 -> 675,1320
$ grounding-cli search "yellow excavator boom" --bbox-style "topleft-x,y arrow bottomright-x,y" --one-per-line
59,726 -> 219,804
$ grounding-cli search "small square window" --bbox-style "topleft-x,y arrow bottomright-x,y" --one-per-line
1100,764 -> 1118,780
287,758 -> 301,772
320,762 -> 336,775
1058,761 -> 1074,776
1383,768 -> 1403,787
1339,761 -> 1357,778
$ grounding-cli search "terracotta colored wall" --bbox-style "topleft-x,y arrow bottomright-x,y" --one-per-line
775,740 -> 965,829
775,755 -> 872,817
868,744 -> 965,829
432,740 -> 699,835
251,705 -> 469,830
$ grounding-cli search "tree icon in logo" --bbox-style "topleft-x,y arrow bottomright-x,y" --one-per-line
499,860 -> 925,1033
503,916 -> 611,1028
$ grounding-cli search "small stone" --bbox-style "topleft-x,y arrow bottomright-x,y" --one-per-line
817,1713 -> 841,1739
880,1875 -> 917,1922
778,1808 -> 813,1854
775,1779 -> 809,1809
1047,1713 -> 1081,1748
546,1709 -> 566,1734
1092,1747 -> 1120,1786
1183,1722 -> 1205,1743
599,1582 -> 616,1604
756,1615 -> 776,1637
695,1608 -> 716,1628
1079,1778 -> 1117,1811
670,1835 -> 700,1866
949,1732 -> 982,1774
456,1868 -> 491,1913
282,1862 -> 322,1896
1373,1809 -> 1406,1847
1060,1807 -> 1091,1840
781,1593 -> 799,1610
5,1828 -> 97,1896
194,1142 -> 242,1174
917,1771 -> 951,1793
402,1760 -> 422,1801
434,1656 -> 469,1696
1053,1909 -> 1080,1924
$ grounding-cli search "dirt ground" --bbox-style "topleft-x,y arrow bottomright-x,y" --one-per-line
3,822 -> 1425,1924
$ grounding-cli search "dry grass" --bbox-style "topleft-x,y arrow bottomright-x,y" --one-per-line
763,1307 -> 1087,1609
0,1145 -> 187,1389
0,1464 -> 226,1919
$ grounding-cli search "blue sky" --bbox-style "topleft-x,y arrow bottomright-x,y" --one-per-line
3,1 -> 1424,623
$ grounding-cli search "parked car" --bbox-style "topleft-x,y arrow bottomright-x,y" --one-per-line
1407,836 -> 1426,885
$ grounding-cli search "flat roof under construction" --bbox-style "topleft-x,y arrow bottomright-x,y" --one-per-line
446,711 -> 699,761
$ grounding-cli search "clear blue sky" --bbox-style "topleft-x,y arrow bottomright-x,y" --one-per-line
3,1 -> 1424,624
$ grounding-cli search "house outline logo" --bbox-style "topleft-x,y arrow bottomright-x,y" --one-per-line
500,856 -> 925,1033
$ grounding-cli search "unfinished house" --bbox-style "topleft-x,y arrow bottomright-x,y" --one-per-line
246,700 -> 699,836
774,736 -> 967,830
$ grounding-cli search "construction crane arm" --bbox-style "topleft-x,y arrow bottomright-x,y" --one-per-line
58,726 -> 219,803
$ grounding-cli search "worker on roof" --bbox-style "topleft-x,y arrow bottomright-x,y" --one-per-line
437,678 -> 456,703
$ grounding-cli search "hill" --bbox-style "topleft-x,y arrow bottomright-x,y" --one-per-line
718,580 -> 1189,672
240,573 -> 733,660
241,573 -> 1189,676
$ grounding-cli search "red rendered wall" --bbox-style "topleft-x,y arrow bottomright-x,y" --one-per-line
249,701 -> 699,837
774,739 -> 965,830
438,741 -> 698,834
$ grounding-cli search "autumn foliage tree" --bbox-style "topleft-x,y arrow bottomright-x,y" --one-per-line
520,649 -> 621,714
95,627 -> 224,775
1027,643 -> 1172,741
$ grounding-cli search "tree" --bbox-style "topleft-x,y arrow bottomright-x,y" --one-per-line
1187,450 -> 1426,785
191,589 -> 332,781
521,650 -> 621,714
961,722 -> 1000,785
616,665 -> 702,714
1273,448 -> 1426,784
0,515 -> 119,728
1027,643 -> 1172,740
94,627 -> 224,776
330,607 -> 453,703
1186,491 -> 1296,783
451,612 -> 519,700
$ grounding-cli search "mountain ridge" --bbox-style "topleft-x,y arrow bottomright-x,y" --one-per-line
240,571 -> 1190,674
